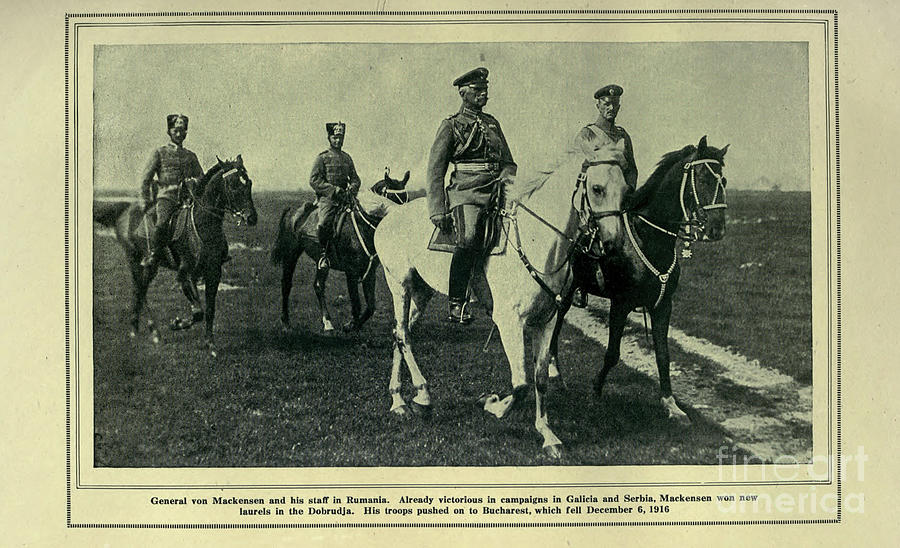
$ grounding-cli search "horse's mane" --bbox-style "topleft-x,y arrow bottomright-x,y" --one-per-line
626,145 -> 696,211
194,161 -> 230,197
508,151 -> 584,203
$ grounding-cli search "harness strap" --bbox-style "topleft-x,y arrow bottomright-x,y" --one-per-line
623,211 -> 677,310
508,215 -> 568,309
348,203 -> 379,280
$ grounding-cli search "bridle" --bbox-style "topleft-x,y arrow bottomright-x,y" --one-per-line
678,157 -> 727,241
198,166 -> 255,225
501,159 -> 626,308
624,156 -> 728,309
376,184 -> 410,205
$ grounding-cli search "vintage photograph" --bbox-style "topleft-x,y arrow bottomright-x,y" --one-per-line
89,37 -> 815,469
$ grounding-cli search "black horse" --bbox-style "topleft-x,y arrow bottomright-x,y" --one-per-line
271,169 -> 413,332
550,136 -> 729,422
93,155 -> 258,357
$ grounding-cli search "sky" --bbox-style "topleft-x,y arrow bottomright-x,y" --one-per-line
93,41 -> 809,192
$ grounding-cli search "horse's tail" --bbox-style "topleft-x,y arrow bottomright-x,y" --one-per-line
93,200 -> 133,228
270,206 -> 295,265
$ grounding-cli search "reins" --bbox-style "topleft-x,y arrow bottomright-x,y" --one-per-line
622,157 -> 727,309
500,160 -> 626,309
346,198 -> 380,280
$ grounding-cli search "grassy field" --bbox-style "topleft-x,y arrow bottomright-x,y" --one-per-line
91,189 -> 811,467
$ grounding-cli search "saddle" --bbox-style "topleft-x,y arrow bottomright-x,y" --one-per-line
141,202 -> 192,242
427,207 -> 509,256
292,200 -> 352,244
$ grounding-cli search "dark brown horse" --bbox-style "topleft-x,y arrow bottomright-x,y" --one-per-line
93,155 -> 258,357
271,169 -> 414,332
549,136 -> 729,422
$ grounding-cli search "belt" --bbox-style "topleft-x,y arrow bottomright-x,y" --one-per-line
453,162 -> 500,173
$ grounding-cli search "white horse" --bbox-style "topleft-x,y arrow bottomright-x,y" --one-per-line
373,152 -> 629,458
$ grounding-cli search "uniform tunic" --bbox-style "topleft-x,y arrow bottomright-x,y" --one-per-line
140,142 -> 204,203
426,106 -> 517,219
309,147 -> 362,230
571,123 -> 637,188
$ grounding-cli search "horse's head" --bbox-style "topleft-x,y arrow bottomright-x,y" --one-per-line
370,168 -> 411,205
578,154 -> 630,254
211,154 -> 258,226
680,136 -> 729,241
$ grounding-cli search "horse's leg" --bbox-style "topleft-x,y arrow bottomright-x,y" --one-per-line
343,272 -> 362,331
533,317 -> 564,458
355,269 -> 378,329
202,263 -> 222,358
171,266 -> 204,331
595,298 -> 630,398
135,261 -> 162,344
408,274 -> 434,330
386,273 -> 431,418
481,308 -> 528,419
128,257 -> 159,343
280,250 -> 301,331
548,285 -> 576,391
650,297 -> 689,423
313,265 -> 334,332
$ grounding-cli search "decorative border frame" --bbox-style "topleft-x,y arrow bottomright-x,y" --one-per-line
66,9 -> 841,528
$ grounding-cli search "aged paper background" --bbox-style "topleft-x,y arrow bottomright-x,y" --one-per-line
2,0 -> 898,545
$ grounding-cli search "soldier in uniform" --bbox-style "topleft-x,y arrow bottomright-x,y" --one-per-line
426,67 -> 517,323
570,84 -> 639,307
309,122 -> 362,271
140,114 -> 204,268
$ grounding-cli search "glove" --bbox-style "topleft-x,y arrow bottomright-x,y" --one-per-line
431,214 -> 453,232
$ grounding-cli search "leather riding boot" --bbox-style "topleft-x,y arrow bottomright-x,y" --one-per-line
447,248 -> 475,324
316,225 -> 332,271
142,229 -> 167,268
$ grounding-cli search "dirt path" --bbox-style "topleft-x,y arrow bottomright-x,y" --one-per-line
564,300 -> 813,463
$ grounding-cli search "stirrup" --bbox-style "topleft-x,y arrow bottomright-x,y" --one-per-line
317,254 -> 330,271
446,299 -> 473,324
572,287 -> 588,308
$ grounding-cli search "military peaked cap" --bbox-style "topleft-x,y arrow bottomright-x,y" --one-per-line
594,85 -> 624,100
325,122 -> 346,136
166,114 -> 189,129
453,67 -> 489,87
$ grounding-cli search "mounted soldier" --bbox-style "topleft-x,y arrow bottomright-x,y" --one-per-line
425,67 -> 517,323
139,114 -> 204,268
570,84 -> 638,307
309,122 -> 362,271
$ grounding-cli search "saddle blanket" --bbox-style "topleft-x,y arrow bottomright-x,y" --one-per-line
427,217 -> 510,255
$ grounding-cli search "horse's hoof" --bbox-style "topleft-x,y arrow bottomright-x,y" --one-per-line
543,444 -> 564,460
390,404 -> 410,418
482,393 -> 514,419
128,330 -> 137,339
322,320 -> 335,332
170,317 -> 193,331
409,400 -> 432,420
661,396 -> 691,425
151,333 -> 161,345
